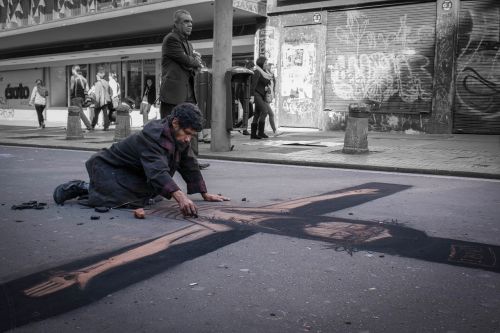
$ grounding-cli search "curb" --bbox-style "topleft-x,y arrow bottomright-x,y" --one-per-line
2,141 -> 498,180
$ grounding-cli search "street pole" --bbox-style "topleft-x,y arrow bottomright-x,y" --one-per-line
210,0 -> 233,152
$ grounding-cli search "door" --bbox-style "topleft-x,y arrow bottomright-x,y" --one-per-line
279,24 -> 323,128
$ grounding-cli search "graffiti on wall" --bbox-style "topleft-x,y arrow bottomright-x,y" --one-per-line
328,11 -> 434,111
455,5 -> 500,121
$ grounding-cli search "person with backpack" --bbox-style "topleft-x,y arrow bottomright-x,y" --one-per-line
70,65 -> 93,131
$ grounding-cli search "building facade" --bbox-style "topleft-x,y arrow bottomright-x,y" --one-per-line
260,0 -> 500,134
0,0 -> 265,121
1,0 -> 499,134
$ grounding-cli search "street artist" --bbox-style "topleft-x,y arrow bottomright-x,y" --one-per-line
53,103 -> 229,216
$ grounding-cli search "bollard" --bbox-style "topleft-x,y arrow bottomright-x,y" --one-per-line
343,103 -> 370,154
66,106 -> 84,140
114,104 -> 131,141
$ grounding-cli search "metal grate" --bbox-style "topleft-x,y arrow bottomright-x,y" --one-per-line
325,2 -> 436,114
453,0 -> 500,134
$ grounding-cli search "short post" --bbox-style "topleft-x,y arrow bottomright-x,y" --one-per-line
66,106 -> 84,140
114,104 -> 131,142
343,103 -> 370,154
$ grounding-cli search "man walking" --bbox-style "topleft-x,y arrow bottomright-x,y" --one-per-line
70,65 -> 93,131
159,9 -> 209,169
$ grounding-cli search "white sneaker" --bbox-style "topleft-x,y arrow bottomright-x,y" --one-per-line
273,131 -> 284,137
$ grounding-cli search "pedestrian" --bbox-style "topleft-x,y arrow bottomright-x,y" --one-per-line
263,62 -> 282,137
140,78 -> 156,126
234,59 -> 255,135
250,56 -> 276,139
69,65 -> 93,131
159,9 -> 209,169
53,103 -> 229,216
108,72 -> 121,123
28,79 -> 48,129
90,68 -> 112,131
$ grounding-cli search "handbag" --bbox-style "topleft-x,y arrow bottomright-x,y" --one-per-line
112,96 -> 120,109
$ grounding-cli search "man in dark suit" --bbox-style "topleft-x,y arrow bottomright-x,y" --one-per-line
160,9 -> 209,169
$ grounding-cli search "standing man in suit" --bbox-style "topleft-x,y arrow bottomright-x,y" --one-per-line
160,9 -> 209,169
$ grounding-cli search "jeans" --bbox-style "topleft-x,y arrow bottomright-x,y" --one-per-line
140,102 -> 152,125
34,104 -> 46,126
252,94 -> 270,124
92,104 -> 110,129
70,97 -> 92,129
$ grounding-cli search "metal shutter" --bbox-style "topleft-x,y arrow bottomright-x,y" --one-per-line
454,0 -> 500,134
325,3 -> 436,114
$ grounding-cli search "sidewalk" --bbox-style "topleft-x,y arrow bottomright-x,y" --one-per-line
0,123 -> 499,179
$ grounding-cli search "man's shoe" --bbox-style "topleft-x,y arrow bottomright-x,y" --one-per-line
53,180 -> 89,205
199,163 -> 210,170
242,130 -> 250,135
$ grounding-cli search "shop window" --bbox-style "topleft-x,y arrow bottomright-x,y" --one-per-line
124,60 -> 142,108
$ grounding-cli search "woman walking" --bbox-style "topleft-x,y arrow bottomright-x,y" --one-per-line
140,78 -> 156,126
28,79 -> 48,129
250,56 -> 276,139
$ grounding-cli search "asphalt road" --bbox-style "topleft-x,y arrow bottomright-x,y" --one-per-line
0,145 -> 499,333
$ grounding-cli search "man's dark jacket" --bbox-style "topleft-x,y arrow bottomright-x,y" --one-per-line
160,29 -> 200,105
85,119 -> 207,208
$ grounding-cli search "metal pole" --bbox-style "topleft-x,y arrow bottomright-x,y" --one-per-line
210,0 -> 233,152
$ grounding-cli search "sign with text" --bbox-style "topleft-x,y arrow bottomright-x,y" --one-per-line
0,69 -> 43,108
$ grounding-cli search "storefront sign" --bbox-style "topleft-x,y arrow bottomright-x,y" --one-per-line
0,69 -> 43,108
5,84 -> 31,100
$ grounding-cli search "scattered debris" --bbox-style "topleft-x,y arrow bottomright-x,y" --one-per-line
11,201 -> 47,210
348,212 -> 353,215
189,282 -> 198,286
239,268 -> 250,272
90,215 -> 100,220
242,197 -> 247,201
94,207 -> 110,213
15,220 -> 24,223
77,223 -> 84,225
134,208 -> 145,219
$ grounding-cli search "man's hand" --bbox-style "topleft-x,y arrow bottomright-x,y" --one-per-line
172,190 -> 198,217
201,193 -> 231,202
249,96 -> 254,104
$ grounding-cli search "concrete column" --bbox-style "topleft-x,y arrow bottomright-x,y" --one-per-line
430,0 -> 460,134
210,0 -> 233,152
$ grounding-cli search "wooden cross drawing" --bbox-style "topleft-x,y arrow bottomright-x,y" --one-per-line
1,182 -> 498,331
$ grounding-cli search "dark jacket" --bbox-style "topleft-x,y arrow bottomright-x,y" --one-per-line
85,118 -> 207,208
250,68 -> 272,99
160,29 -> 200,105
142,85 -> 156,105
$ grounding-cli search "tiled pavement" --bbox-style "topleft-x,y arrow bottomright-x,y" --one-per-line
0,124 -> 499,179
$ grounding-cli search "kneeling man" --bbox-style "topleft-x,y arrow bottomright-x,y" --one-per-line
53,103 -> 228,216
